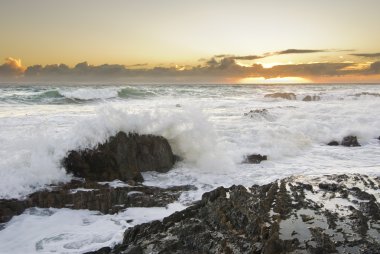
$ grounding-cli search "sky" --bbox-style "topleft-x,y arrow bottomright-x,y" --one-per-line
1,0 -> 380,83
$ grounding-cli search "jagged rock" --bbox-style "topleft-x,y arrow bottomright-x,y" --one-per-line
63,132 -> 176,182
0,180 -> 195,223
243,154 -> 267,164
327,140 -> 339,146
341,135 -> 361,147
265,92 -> 296,100
302,95 -> 320,101
95,174 -> 380,254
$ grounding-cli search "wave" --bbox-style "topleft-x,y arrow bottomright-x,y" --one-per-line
0,86 -> 155,104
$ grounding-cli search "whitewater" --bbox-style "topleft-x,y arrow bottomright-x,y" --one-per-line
0,83 -> 380,253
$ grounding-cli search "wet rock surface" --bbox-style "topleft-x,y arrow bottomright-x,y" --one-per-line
327,141 -> 340,146
341,136 -> 361,147
265,92 -> 297,100
96,174 -> 380,254
328,136 -> 361,147
0,180 -> 195,224
63,132 -> 176,182
243,154 -> 268,164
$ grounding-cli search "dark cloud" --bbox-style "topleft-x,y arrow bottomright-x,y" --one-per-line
367,61 -> 380,74
263,63 -> 352,78
350,53 -> 380,58
127,63 -> 148,67
277,49 -> 327,55
0,57 -> 25,77
233,55 -> 263,60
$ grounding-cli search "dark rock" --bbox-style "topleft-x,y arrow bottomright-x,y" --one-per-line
99,174 -> 380,254
341,135 -> 361,147
243,154 -> 267,164
318,182 -> 339,192
84,247 -> 112,254
327,141 -> 339,146
63,132 -> 176,182
244,108 -> 268,116
302,95 -> 321,101
0,180 -> 195,223
0,199 -> 29,224
264,92 -> 296,100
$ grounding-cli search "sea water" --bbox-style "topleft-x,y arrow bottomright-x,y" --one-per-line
0,83 -> 379,253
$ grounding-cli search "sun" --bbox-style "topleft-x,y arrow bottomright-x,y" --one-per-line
239,76 -> 311,84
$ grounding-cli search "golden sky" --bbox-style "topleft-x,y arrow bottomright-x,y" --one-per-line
1,0 -> 380,83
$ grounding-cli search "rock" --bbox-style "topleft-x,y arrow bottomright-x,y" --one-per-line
63,132 -> 176,182
99,174 -> 380,254
0,199 -> 29,224
341,135 -> 361,147
0,180 -> 195,223
243,154 -> 267,164
327,140 -> 339,146
264,92 -> 296,100
302,95 -> 320,101
244,108 -> 268,117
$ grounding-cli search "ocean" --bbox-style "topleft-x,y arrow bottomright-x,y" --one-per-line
0,83 -> 379,253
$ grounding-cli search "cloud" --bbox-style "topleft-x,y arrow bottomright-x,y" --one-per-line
350,52 -> 380,58
232,55 -> 263,60
126,63 -> 148,68
277,49 -> 327,55
263,62 -> 352,78
367,61 -> 380,74
0,57 -> 25,77
2,54 -> 380,82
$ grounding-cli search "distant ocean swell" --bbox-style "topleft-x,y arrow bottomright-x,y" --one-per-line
0,86 -> 155,104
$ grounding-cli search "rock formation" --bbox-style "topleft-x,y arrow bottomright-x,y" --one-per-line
0,180 -> 194,223
341,136 -> 361,147
264,93 -> 296,100
92,174 -> 380,254
243,154 -> 267,164
328,135 -> 361,147
63,132 -> 176,182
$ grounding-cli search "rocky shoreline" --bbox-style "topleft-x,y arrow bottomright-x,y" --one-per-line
88,174 -> 380,254
1,132 -> 379,253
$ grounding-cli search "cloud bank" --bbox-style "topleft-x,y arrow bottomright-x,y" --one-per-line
1,50 -> 380,82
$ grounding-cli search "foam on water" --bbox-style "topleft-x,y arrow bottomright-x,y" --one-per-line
0,203 -> 185,254
0,83 -> 380,252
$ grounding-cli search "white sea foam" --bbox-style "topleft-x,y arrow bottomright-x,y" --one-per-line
0,203 -> 185,254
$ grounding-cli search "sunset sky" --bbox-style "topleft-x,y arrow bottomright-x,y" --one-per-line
1,0 -> 380,83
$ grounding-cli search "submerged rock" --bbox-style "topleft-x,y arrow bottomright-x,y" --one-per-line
327,140 -> 339,146
341,135 -> 361,147
96,174 -> 380,254
243,154 -> 267,164
63,132 -> 176,182
264,92 -> 296,100
0,180 -> 195,223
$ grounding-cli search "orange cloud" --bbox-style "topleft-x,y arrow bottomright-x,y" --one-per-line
0,57 -> 26,77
